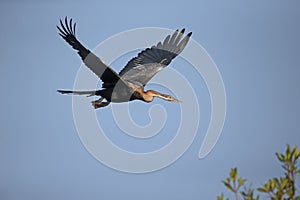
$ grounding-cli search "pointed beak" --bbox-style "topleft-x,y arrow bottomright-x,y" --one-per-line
172,98 -> 183,103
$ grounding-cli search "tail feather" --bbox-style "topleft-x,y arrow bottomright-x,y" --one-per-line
57,90 -> 98,97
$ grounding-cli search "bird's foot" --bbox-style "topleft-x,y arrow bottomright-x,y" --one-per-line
92,101 -> 110,109
91,97 -> 109,109
91,97 -> 104,105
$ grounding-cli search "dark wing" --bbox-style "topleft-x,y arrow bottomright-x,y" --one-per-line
118,29 -> 192,87
57,17 -> 123,88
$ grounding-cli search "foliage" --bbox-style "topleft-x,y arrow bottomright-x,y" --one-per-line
217,145 -> 300,200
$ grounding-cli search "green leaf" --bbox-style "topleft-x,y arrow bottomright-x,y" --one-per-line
222,180 -> 233,192
295,149 -> 300,160
226,178 -> 230,183
280,177 -> 288,189
287,188 -> 294,198
238,178 -> 246,189
217,193 -> 229,200
230,168 -> 238,181
217,194 -> 225,200
276,152 -> 285,162
240,191 -> 246,196
286,145 -> 292,161
291,145 -> 297,157
286,144 -> 291,155
270,179 -> 275,190
257,187 -> 267,193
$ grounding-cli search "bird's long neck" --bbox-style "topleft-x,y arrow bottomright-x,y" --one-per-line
143,90 -> 169,102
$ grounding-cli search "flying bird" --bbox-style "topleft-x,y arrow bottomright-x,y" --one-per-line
57,17 -> 192,108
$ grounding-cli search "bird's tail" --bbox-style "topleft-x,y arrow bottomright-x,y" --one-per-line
57,90 -> 100,97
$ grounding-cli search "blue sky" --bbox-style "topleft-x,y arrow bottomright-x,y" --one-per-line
0,0 -> 299,199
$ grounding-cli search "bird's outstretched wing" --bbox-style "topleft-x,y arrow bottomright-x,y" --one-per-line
118,29 -> 192,87
57,17 -> 122,88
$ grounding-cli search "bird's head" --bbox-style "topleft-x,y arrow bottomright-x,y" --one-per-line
160,94 -> 182,103
145,90 -> 182,103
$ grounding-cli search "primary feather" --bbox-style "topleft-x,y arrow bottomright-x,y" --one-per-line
119,29 -> 192,87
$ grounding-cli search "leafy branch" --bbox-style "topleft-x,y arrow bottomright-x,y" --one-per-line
217,145 -> 300,200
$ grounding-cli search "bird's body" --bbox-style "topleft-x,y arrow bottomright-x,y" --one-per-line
57,17 -> 192,108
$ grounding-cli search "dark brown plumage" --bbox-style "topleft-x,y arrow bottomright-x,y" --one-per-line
57,17 -> 192,108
